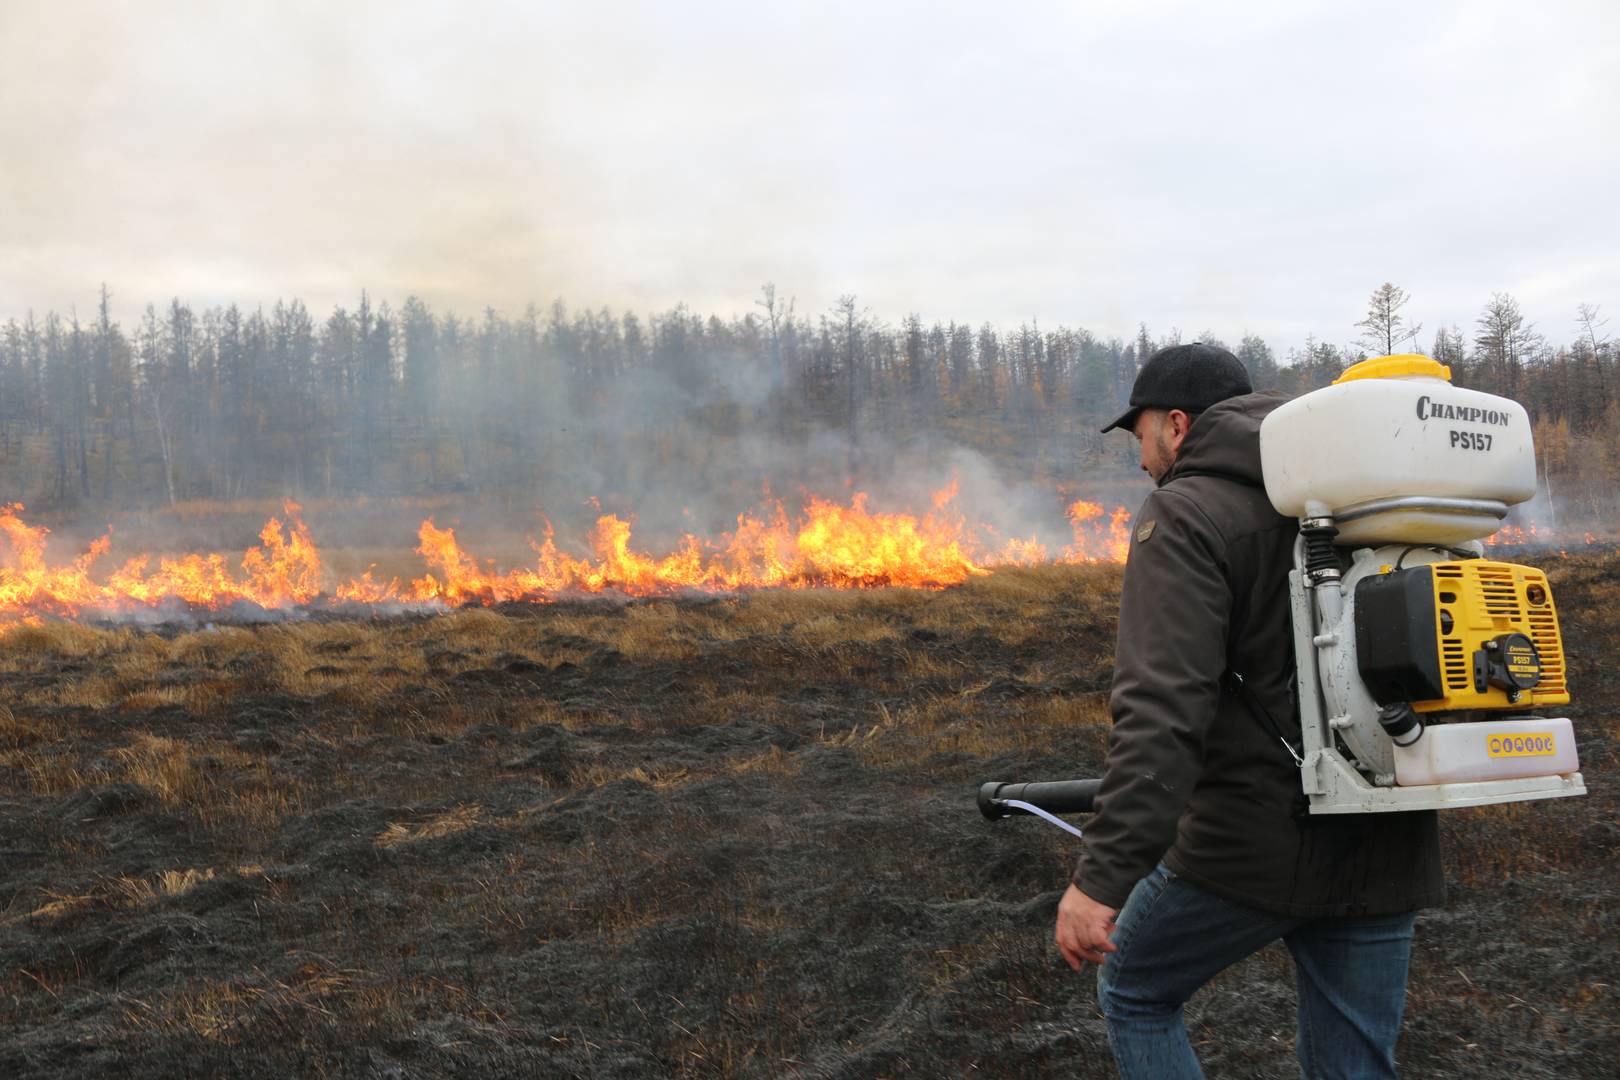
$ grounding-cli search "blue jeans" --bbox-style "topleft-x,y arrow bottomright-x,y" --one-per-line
1096,863 -> 1416,1080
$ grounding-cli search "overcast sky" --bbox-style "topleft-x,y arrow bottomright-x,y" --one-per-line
2,0 -> 1616,352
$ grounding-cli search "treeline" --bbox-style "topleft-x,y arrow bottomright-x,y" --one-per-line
0,284 -> 1613,524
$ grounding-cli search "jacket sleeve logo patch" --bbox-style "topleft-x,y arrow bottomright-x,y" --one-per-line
1136,520 -> 1156,543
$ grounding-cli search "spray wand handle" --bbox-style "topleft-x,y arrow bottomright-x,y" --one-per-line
978,779 -> 1101,820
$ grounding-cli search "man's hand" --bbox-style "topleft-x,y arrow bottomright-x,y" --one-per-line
1055,883 -> 1119,971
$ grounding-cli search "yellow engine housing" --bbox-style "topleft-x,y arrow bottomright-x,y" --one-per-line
1425,560 -> 1567,710
1354,558 -> 1569,713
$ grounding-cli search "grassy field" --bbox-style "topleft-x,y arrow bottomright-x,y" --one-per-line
1,557 -> 1615,1078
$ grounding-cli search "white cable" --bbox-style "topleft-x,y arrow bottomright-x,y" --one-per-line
1002,799 -> 1084,840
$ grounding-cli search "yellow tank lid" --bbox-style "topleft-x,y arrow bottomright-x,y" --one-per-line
1334,354 -> 1452,384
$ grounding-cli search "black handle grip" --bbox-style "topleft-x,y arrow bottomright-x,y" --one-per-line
978,779 -> 1102,820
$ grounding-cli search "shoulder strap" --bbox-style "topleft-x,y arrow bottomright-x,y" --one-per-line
1224,669 -> 1303,767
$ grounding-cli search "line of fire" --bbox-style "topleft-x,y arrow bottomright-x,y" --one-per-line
0,491 -> 1135,619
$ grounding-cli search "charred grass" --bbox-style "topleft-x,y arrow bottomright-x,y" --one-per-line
0,559 -> 1616,1077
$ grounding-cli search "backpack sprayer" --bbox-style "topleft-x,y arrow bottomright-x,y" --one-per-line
981,355 -> 1587,831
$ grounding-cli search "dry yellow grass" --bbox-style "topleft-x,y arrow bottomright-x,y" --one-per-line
845,691 -> 1112,772
613,602 -> 704,661
0,567 -> 1121,820
109,958 -> 511,1048
259,636 -> 407,701
0,620 -> 123,660
688,690 -> 789,728
732,587 -> 920,645
376,804 -> 484,849
565,760 -> 693,790
434,607 -> 522,651
0,702 -> 56,749
787,611 -> 902,648
46,675 -> 121,710
6,748 -> 95,796
913,562 -> 1119,644
725,744 -> 798,778
9,863 -> 267,925
0,571 -> 1115,880
116,687 -> 189,711
558,738 -> 803,793
170,626 -> 261,667
106,637 -> 170,682
115,734 -> 256,809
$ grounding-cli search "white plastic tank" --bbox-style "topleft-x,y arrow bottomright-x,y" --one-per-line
1393,716 -> 1579,786
1260,355 -> 1537,544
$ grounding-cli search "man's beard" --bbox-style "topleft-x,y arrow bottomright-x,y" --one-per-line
1149,429 -> 1175,485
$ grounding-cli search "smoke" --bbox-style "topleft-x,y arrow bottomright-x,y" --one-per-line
19,387 -> 1143,604
0,1 -> 847,329
1494,488 -> 1601,548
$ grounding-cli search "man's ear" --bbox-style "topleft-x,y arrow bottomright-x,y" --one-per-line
1166,408 -> 1194,451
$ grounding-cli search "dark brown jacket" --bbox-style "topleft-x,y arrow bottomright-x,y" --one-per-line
1074,392 -> 1445,917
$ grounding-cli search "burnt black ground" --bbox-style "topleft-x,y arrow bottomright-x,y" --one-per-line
0,559 -> 1615,1078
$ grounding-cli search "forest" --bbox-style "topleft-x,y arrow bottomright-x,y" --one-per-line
0,283 -> 1612,533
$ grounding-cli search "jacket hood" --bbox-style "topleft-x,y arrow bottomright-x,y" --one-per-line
1162,390 -> 1292,489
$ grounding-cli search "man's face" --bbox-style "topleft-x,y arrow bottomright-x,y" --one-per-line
1131,408 -> 1180,484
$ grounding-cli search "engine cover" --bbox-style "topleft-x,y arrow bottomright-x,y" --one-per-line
1354,559 -> 1568,713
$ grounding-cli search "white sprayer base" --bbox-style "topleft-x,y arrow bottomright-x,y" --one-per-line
1303,747 -> 1586,814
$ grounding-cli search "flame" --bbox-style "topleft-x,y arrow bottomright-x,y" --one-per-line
994,535 -> 1049,566
1485,523 -> 1541,548
1481,522 -> 1582,550
0,504 -> 112,617
1062,500 -> 1133,563
393,492 -> 995,601
0,488 -> 1142,620
0,501 -> 323,617
1481,522 -> 1599,557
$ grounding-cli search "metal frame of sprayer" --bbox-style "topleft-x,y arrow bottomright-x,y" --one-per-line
1289,497 -> 1586,814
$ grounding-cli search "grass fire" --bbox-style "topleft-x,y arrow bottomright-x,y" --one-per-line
0,492 -> 1131,620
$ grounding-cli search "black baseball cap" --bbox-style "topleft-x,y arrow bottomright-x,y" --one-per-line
1100,342 -> 1253,434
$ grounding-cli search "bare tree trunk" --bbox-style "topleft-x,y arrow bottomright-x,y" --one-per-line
76,419 -> 90,499
153,398 -> 177,507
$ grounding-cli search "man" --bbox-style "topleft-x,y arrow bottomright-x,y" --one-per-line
1054,343 -> 1443,1079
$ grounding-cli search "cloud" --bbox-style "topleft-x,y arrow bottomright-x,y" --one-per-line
1,0 -> 1616,346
